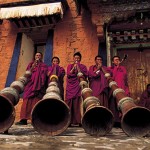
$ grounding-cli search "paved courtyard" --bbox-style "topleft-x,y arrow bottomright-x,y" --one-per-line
0,124 -> 149,150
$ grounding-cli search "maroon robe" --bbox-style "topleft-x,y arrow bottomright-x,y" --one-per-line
138,90 -> 150,110
108,65 -> 130,124
88,65 -> 109,108
48,64 -> 65,100
109,66 -> 130,96
20,61 -> 48,120
65,63 -> 88,125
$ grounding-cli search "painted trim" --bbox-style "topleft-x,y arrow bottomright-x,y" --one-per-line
106,27 -> 111,66
44,29 -> 54,66
113,43 -> 150,51
5,33 -> 22,87
98,42 -> 107,66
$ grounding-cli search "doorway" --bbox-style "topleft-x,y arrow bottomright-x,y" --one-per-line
117,48 -> 150,100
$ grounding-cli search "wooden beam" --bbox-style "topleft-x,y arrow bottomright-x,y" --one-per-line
20,18 -> 28,27
40,16 -> 46,25
37,18 -> 43,26
32,17 -> 40,26
51,16 -> 56,24
47,16 -> 53,24
23,18 -> 31,27
25,17 -> 34,27
17,19 -> 25,28
45,16 -> 51,25
11,18 -> 21,28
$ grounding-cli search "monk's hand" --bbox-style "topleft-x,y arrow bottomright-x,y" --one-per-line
70,64 -> 76,73
98,62 -> 102,69
74,63 -> 77,69
95,63 -> 101,74
47,71 -> 50,76
31,62 -> 37,69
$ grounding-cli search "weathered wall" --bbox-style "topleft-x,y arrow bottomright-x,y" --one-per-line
0,20 -> 18,90
0,0 -> 27,4
54,0 -> 99,69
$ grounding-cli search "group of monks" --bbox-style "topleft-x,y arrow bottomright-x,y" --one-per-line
15,51 -> 150,128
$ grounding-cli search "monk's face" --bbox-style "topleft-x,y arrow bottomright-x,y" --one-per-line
112,57 -> 121,66
95,57 -> 102,65
73,55 -> 81,63
52,58 -> 59,65
35,52 -> 42,61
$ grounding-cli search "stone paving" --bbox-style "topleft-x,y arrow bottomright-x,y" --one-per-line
0,124 -> 149,150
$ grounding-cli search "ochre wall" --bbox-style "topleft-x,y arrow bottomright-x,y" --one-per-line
54,0 -> 99,69
0,20 -> 18,90
0,0 -> 27,4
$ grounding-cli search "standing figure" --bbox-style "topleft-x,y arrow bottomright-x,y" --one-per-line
108,56 -> 130,127
16,52 -> 48,125
65,52 -> 88,126
138,84 -> 150,110
88,55 -> 109,108
47,56 -> 65,100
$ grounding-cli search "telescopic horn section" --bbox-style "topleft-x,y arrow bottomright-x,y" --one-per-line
32,96 -> 70,136
102,68 -> 150,137
0,70 -> 30,133
31,74 -> 71,136
78,72 -> 114,136
118,97 -> 150,137
82,95 -> 114,136
0,95 -> 15,132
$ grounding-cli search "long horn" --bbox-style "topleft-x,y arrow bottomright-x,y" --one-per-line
77,71 -> 114,136
0,70 -> 31,133
102,68 -> 150,137
0,58 -> 41,133
31,66 -> 71,136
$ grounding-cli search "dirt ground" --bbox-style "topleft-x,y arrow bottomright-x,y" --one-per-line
0,124 -> 149,150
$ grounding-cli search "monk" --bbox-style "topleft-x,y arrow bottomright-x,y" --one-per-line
16,52 -> 48,125
88,55 -> 109,108
65,52 -> 88,126
108,56 -> 130,127
138,84 -> 150,110
47,56 -> 65,100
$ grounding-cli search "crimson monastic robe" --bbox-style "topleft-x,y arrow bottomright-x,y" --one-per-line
65,63 -> 88,125
109,66 -> 130,96
108,65 -> 130,124
48,64 -> 65,100
88,65 -> 109,108
20,60 -> 48,120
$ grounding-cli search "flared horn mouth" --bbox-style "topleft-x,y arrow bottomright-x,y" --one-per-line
82,106 -> 114,136
0,95 -> 15,133
31,98 -> 71,136
121,106 -> 150,137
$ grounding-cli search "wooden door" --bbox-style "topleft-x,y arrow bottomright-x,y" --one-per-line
118,49 -> 150,100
